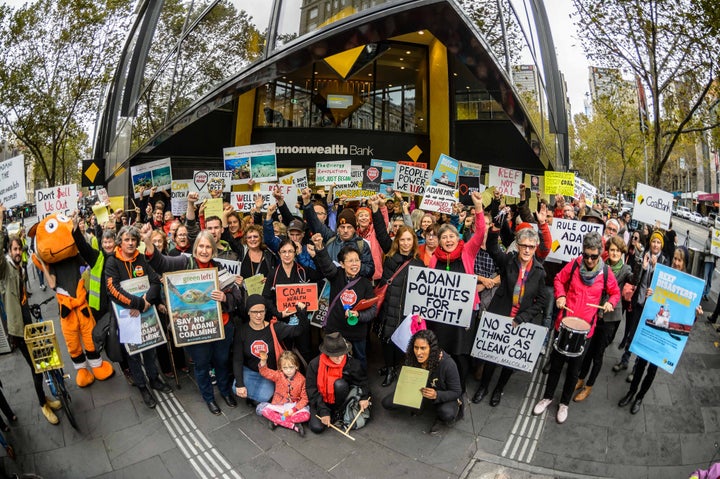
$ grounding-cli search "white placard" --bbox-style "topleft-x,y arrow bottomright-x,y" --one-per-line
393,163 -> 431,196
96,187 -> 109,205
470,312 -> 547,373
0,155 -> 26,208
488,165 -> 523,198
419,185 -> 457,214
315,160 -> 351,186
230,191 -> 272,213
191,170 -> 232,200
35,184 -> 78,219
170,179 -> 191,216
545,218 -> 604,263
403,266 -> 476,328
279,169 -> 308,190
130,157 -> 172,199
223,143 -> 277,185
712,228 -> 720,257
632,182 -> 673,229
260,183 -> 299,215
574,177 -> 597,207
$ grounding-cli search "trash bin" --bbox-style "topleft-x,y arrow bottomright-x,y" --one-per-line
689,247 -> 703,278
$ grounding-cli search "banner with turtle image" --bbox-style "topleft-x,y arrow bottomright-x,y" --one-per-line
111,277 -> 167,356
163,269 -> 224,347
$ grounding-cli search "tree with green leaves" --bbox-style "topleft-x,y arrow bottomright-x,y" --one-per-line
573,0 -> 719,187
0,0 -> 133,187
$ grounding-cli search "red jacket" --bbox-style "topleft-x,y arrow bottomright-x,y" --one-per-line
553,257 -> 621,338
259,364 -> 308,410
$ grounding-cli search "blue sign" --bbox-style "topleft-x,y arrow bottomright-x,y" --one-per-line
629,263 -> 703,374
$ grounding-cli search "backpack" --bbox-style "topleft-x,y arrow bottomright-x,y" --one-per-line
342,385 -> 371,430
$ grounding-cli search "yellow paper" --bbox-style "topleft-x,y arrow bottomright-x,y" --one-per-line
109,196 -> 125,212
544,172 -> 575,197
205,198 -> 223,220
92,204 -> 110,226
393,366 -> 429,409
244,273 -> 266,296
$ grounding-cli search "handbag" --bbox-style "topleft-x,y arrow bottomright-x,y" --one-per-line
373,259 -> 412,314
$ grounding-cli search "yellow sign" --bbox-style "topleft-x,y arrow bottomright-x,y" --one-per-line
204,198 -> 223,220
544,172 -> 575,196
108,196 -> 124,212
392,366 -> 430,409
92,204 -> 109,226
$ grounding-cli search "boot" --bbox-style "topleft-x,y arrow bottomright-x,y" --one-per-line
139,387 -> 157,409
618,391 -> 634,407
574,386 -> 592,402
381,367 -> 397,387
574,379 -> 585,391
45,397 -> 61,410
41,404 -> 59,425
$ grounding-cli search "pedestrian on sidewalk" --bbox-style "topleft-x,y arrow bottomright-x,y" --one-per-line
703,230 -> 715,302
618,246 -> 702,414
0,203 -> 61,425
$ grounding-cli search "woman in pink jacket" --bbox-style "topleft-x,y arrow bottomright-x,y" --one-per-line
532,231 -> 620,424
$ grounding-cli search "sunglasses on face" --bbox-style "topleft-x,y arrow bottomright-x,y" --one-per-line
583,253 -> 600,260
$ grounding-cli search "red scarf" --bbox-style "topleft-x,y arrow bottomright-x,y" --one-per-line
357,222 -> 374,239
317,353 -> 346,404
433,240 -> 464,270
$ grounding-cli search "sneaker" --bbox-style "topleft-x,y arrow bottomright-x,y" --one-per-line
45,397 -> 61,410
626,373 -> 634,383
209,369 -> 217,385
40,284 -> 46,291
533,398 -> 552,416
612,362 -> 628,372
41,404 -> 59,425
294,423 -> 305,437
556,404 -> 569,424
428,420 -> 442,436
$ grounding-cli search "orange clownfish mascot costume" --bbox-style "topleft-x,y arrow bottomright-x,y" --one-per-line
29,213 -> 115,387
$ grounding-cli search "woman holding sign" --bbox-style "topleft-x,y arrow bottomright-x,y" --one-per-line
382,329 -> 462,435
427,191 -> 486,398
143,228 -> 245,415
472,223 -> 549,406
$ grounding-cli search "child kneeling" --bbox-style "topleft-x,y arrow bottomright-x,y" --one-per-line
257,350 -> 310,436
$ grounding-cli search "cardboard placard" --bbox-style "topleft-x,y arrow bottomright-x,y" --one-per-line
632,182 -> 673,229
275,283 -> 319,314
131,157 -> 172,198
0,155 -> 26,208
488,165 -> 523,198
471,312 -> 546,373
544,171 -> 575,197
393,163 -> 431,196
403,266 -> 476,328
546,218 -> 604,263
164,269 -> 224,347
36,184 -> 78,219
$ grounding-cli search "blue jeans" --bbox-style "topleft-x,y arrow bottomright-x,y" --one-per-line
704,261 -> 714,296
240,367 -> 274,403
186,322 -> 234,402
349,339 -> 367,370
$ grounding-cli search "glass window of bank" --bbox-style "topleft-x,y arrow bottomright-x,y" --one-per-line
255,42 -> 427,133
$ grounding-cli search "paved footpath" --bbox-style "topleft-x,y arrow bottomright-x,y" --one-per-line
1,270 -> 720,479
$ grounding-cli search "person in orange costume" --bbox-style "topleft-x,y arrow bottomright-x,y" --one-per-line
29,213 -> 115,387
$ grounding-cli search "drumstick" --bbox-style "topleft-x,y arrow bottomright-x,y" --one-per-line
344,397 -> 371,433
586,303 -> 605,310
315,415 -> 355,441
562,305 -> 574,314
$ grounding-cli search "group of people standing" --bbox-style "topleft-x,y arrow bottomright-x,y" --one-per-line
0,178 -> 706,438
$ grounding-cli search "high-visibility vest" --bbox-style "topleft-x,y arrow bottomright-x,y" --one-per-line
88,253 -> 104,310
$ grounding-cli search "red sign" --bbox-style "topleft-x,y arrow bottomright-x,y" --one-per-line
250,340 -> 268,358
275,283 -> 319,314
366,167 -> 380,182
340,289 -> 357,308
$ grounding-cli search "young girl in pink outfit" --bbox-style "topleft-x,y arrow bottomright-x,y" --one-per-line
257,350 -> 310,436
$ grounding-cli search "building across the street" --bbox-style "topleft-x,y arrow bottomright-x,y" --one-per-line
92,0 -> 569,196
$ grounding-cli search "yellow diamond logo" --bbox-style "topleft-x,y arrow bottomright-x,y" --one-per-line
406,145 -> 422,162
84,162 -> 99,182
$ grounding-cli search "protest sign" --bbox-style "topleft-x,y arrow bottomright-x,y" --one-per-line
334,166 -> 372,200
632,182 -> 673,229
403,266 -> 476,328
544,171 -> 575,197
712,228 -> 720,257
370,159 -> 397,195
96,188 -> 109,205
192,170 -> 232,201
275,283 -> 319,314
458,161 -> 482,177
529,175 -> 541,194
170,179 -> 191,216
419,185 -> 457,214
259,183 -> 299,215
213,257 -> 240,277
243,273 -> 266,296
112,277 -> 167,355
315,160 -> 352,185
164,269 -> 224,347
574,177 -> 597,206
393,366 -> 429,409
279,169 -> 308,190
109,196 -> 125,213
546,218 -> 604,263
393,163 -> 431,196
629,264 -> 703,374
0,155 -> 26,208
488,165 -> 523,198
92,204 -> 109,225
459,176 -> 485,206
131,157 -> 172,198
224,143 -> 277,185
230,191 -> 272,213
36,184 -> 78,219
310,280 -> 331,328
430,154 -> 459,188
362,166 -> 382,192
471,312 -> 547,373
204,198 -> 224,220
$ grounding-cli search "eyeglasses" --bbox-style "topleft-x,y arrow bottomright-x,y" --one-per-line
248,310 -> 266,316
606,227 -> 618,233
279,250 -> 295,255
517,243 -> 537,250
582,253 -> 600,260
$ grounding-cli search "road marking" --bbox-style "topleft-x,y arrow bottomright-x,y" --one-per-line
152,390 -> 241,479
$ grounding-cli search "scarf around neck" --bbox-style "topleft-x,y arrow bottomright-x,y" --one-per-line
579,257 -> 605,286
433,240 -> 464,270
317,353 -> 346,404
609,257 -> 624,276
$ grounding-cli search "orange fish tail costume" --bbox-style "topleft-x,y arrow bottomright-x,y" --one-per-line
29,213 -> 115,387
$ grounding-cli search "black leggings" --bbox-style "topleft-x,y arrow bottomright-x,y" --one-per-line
543,344 -> 587,405
10,335 -> 46,407
477,361 -> 514,392
308,378 -> 350,434
628,357 -> 657,400
381,341 -> 404,370
578,320 -> 620,387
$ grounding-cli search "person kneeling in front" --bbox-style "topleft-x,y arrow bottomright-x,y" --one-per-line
305,332 -> 370,434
